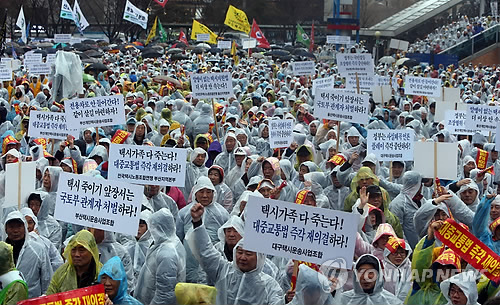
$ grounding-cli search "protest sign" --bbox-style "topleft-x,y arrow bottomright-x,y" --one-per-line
497,124 -> 500,152
312,76 -> 335,95
435,101 -> 467,122
55,172 -> 143,236
413,142 -> 458,180
314,89 -> 370,124
29,110 -> 79,140
389,38 -> 409,51
269,119 -> 294,148
466,104 -> 500,132
108,144 -> 187,187
345,74 -> 375,92
326,35 -> 351,45
244,196 -> 358,268
367,129 -> 414,161
444,110 -> 481,135
436,219 -> 500,283
18,284 -> 105,305
24,53 -> 42,68
217,40 -> 232,49
436,87 -> 460,102
4,162 -> 36,208
391,77 -> 399,91
377,76 -> 390,86
336,53 -> 374,76
0,63 -> 12,81
28,63 -> 51,75
291,61 -> 315,76
190,72 -> 233,99
196,33 -> 210,42
54,33 -> 72,43
242,38 -> 257,49
372,85 -> 392,104
46,53 -> 57,66
404,76 -> 441,97
65,95 -> 126,129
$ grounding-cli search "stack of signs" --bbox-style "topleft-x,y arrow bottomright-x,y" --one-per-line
313,89 -> 370,125
243,196 -> 358,269
466,104 -> 500,133
269,119 -> 294,148
55,172 -> 143,236
404,76 -> 441,98
65,95 -> 126,129
336,53 -> 374,92
108,144 -> 187,187
190,72 -> 233,99
366,130 -> 414,161
292,61 -> 315,76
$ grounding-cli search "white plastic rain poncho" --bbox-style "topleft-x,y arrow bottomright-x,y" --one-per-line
382,241 -> 412,302
135,208 -> 186,305
388,171 -> 424,249
30,191 -> 62,250
146,189 -> 179,219
192,103 -> 214,136
176,176 -> 229,283
183,148 -> 209,202
323,167 -> 350,211
190,224 -> 284,305
225,147 -> 247,189
19,207 -> 63,272
255,124 -> 273,157
4,211 -> 52,298
150,119 -> 169,146
441,271 -> 480,305
290,264 -> 335,305
338,254 -> 402,305
455,180 -> 480,212
214,132 -> 241,174
122,210 -> 153,279
96,230 -> 135,294
341,126 -> 363,152
39,166 -> 63,216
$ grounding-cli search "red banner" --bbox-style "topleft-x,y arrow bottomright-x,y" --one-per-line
18,284 -> 105,305
435,219 -> 500,283
111,130 -> 130,144
290,261 -> 320,290
250,19 -> 270,49
476,149 -> 489,170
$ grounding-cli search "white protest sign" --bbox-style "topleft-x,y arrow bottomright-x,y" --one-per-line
345,73 -> 375,92
435,101 -> 467,122
190,72 -> 233,99
217,40 -> 232,49
291,61 -> 315,76
196,34 -> 210,42
436,87 -> 460,102
372,85 -> 392,104
496,124 -> 500,152
28,63 -> 51,75
54,34 -> 72,43
4,162 -> 36,208
389,38 -> 409,51
29,111 -> 79,140
444,110 -> 478,135
336,53 -> 374,76
24,53 -> 42,69
466,104 -> 500,132
377,76 -> 390,86
367,129 -> 414,161
326,35 -> 351,45
65,95 -> 126,129
242,38 -> 257,49
314,89 -> 370,124
1,58 -> 12,69
404,76 -> 441,97
243,196 -> 358,268
55,173 -> 143,236
108,144 -> 187,187
0,64 -> 12,81
46,54 -> 57,66
312,76 -> 335,95
269,119 -> 294,148
391,77 -> 399,91
413,142 -> 458,180
123,0 -> 148,29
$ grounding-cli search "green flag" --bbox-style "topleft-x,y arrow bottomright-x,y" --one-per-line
296,23 -> 310,47
158,21 -> 167,43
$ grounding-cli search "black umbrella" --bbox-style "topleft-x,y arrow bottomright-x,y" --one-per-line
172,42 -> 187,49
264,49 -> 290,57
73,43 -> 93,51
192,47 -> 205,54
46,48 -> 58,54
293,48 -> 316,59
171,53 -> 189,60
74,51 -> 91,60
5,46 -> 24,55
84,49 -> 103,58
398,59 -> 419,68
209,47 -> 222,54
84,62 -> 108,73
34,49 -> 48,57
142,50 -> 162,58
82,39 -> 96,44
167,48 -> 183,55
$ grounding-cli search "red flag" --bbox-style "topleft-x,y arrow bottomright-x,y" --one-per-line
309,22 -> 315,52
250,19 -> 270,49
179,30 -> 189,45
154,0 -> 168,7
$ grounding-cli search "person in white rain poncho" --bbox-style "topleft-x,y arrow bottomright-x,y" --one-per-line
144,184 -> 179,217
121,210 -> 153,280
176,176 -> 229,283
189,202 -> 284,305
38,166 -> 63,216
214,132 -> 240,174
3,211 -> 52,298
289,264 -> 335,305
225,147 -> 248,190
26,191 -> 62,250
183,147 -> 208,202
207,165 -> 234,212
440,271 -> 480,305
382,237 -> 412,302
135,208 -> 186,305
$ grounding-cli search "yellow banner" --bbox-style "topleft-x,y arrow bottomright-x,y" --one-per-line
145,17 -> 158,45
224,5 -> 250,34
191,20 -> 217,44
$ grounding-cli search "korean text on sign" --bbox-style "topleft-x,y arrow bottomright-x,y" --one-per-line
28,110 -> 78,140
65,95 -> 126,129
312,76 -> 334,95
108,144 -> 187,187
336,53 -> 374,75
314,89 -> 370,125
444,110 -> 479,135
367,129 -> 414,161
243,196 -> 358,268
18,284 -> 106,305
404,76 -> 442,97
55,172 -> 143,236
466,104 -> 500,132
269,119 -> 294,148
292,61 -> 315,76
190,72 -> 233,99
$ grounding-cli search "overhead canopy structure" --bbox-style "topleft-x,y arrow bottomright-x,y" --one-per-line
360,0 -> 462,37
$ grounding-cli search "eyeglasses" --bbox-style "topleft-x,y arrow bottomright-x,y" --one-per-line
390,251 -> 407,257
